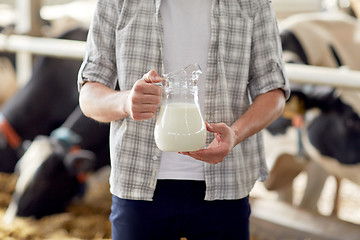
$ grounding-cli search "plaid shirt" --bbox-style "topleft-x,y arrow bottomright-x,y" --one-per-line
78,0 -> 290,201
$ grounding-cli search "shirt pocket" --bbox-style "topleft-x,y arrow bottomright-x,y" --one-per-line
218,16 -> 253,66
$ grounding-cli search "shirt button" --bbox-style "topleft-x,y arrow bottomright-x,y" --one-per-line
207,112 -> 212,122
152,155 -> 158,161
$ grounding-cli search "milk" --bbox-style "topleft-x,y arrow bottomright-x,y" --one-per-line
154,102 -> 206,152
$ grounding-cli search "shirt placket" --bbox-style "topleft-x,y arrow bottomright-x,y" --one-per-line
203,0 -> 220,200
146,0 -> 164,194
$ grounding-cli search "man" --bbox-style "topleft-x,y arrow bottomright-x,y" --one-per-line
78,0 -> 290,239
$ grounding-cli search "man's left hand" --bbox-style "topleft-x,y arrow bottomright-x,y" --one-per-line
179,122 -> 237,164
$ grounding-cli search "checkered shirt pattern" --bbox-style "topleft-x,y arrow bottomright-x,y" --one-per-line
78,0 -> 290,201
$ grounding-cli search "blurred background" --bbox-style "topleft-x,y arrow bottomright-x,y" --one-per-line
0,0 -> 360,239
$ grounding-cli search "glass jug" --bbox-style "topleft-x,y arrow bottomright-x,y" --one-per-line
154,64 -> 206,152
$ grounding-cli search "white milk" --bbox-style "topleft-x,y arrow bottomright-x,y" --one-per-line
154,102 -> 206,152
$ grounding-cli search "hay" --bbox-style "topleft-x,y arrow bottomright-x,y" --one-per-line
0,170 -> 111,240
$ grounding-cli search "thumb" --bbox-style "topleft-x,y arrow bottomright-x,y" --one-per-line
206,122 -> 229,134
206,122 -> 219,133
142,70 -> 163,84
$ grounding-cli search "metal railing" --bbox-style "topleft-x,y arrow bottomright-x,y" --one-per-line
0,33 -> 86,59
285,64 -> 360,90
1,33 -> 360,90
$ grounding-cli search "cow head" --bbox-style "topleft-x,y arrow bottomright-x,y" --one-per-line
305,89 -> 360,165
3,127 -> 96,222
284,86 -> 360,165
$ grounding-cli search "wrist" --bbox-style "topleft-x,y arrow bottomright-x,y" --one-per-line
232,127 -> 244,147
122,91 -> 131,117
231,120 -> 250,146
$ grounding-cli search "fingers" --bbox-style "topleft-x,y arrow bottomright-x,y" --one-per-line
127,70 -> 163,121
137,70 -> 163,96
127,89 -> 160,121
134,70 -> 163,100
131,84 -> 161,104
128,98 -> 160,121
180,146 -> 226,164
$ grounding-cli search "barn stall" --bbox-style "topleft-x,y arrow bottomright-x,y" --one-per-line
1,0 -> 360,239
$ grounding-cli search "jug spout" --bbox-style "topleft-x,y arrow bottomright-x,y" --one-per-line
163,63 -> 202,88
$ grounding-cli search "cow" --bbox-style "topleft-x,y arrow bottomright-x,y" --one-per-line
262,11 -> 360,215
279,87 -> 360,188
3,106 -> 110,222
279,11 -> 360,70
263,87 -> 346,211
300,89 -> 360,173
0,26 -> 88,173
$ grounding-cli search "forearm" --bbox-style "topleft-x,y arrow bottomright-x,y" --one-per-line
79,71 -> 162,123
231,89 -> 285,145
79,82 -> 130,123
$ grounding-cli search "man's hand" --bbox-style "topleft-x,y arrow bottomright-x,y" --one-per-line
126,70 -> 162,121
179,89 -> 286,164
179,122 -> 237,164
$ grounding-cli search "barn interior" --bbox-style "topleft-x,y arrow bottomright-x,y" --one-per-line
0,0 -> 360,239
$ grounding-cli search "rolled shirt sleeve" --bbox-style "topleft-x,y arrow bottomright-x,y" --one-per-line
248,1 -> 290,100
77,0 -> 120,91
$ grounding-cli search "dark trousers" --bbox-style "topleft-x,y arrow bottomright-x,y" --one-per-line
110,180 -> 251,240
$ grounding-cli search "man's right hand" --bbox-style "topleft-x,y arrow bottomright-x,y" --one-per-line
126,70 -> 163,121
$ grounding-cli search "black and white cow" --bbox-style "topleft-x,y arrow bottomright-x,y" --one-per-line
279,11 -> 360,70
263,11 -> 360,214
298,89 -> 360,177
4,106 -> 110,221
0,27 -> 88,173
264,87 -> 360,207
